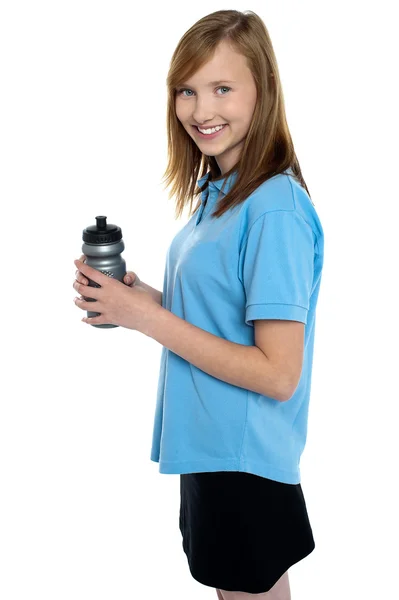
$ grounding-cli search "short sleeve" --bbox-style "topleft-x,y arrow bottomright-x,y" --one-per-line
238,210 -> 315,327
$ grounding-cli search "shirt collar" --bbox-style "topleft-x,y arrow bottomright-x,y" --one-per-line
197,170 -> 238,197
196,168 -> 292,202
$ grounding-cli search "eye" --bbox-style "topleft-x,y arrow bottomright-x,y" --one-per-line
176,86 -> 231,97
176,88 -> 194,97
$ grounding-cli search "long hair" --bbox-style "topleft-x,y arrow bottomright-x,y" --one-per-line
161,9 -> 314,220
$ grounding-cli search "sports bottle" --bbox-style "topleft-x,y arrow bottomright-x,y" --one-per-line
81,215 -> 126,329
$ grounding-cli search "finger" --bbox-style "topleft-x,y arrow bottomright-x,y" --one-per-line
81,313 -> 104,325
75,270 -> 88,285
124,273 -> 135,285
74,259 -> 104,285
79,254 -> 86,262
74,295 -> 102,310
73,279 -> 101,299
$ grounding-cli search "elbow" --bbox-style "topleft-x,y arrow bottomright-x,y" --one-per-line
275,373 -> 300,403
278,387 -> 294,403
259,355 -> 301,402
261,375 -> 293,403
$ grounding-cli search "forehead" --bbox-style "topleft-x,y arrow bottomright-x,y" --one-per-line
181,41 -> 250,87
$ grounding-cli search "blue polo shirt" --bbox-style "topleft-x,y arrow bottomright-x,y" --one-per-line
150,168 -> 324,484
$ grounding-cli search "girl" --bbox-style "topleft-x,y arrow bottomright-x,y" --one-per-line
74,9 -> 324,600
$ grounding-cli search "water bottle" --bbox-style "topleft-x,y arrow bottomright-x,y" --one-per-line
81,215 -> 126,329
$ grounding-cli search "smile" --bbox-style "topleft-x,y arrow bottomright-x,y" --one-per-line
193,124 -> 228,140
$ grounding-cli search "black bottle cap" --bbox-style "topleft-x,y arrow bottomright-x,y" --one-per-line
82,216 -> 122,244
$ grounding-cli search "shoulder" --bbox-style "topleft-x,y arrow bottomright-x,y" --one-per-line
245,173 -> 303,220
240,172 -> 323,245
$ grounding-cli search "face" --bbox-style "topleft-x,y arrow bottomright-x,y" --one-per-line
175,40 -> 257,175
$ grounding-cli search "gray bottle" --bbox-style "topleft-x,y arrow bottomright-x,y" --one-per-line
81,215 -> 126,329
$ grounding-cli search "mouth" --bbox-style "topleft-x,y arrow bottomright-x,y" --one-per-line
192,124 -> 228,140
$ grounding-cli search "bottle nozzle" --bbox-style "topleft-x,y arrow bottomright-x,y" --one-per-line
96,216 -> 107,230
83,216 -> 122,244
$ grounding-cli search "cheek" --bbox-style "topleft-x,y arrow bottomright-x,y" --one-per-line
175,102 -> 182,121
175,100 -> 187,118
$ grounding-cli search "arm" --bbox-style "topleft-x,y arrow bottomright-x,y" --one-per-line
138,281 -> 162,306
141,306 -> 287,402
130,273 -> 162,306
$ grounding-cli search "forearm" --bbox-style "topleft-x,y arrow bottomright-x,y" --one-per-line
141,306 -> 285,402
137,280 -> 162,306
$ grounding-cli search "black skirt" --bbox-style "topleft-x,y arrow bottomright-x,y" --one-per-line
179,470 -> 315,594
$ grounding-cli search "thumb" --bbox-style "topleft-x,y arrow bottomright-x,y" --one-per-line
124,271 -> 138,286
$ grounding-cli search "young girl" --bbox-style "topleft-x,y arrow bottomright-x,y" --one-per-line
75,9 -> 324,600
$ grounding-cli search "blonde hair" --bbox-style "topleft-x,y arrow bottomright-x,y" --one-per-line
161,9 -> 313,220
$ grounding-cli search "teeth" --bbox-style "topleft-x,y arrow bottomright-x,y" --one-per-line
198,124 -> 225,134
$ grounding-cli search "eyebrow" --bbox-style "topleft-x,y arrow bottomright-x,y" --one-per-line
178,80 -> 236,88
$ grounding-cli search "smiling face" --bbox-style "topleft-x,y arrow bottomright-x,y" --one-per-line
175,40 -> 258,175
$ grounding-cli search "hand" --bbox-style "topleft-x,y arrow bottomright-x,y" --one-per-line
75,255 -> 141,290
73,258 -> 159,331
75,254 -> 88,284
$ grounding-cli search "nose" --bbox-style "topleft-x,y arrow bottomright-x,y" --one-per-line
193,116 -> 219,128
192,97 -> 218,125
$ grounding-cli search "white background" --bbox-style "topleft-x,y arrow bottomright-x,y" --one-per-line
1,1 -> 398,599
